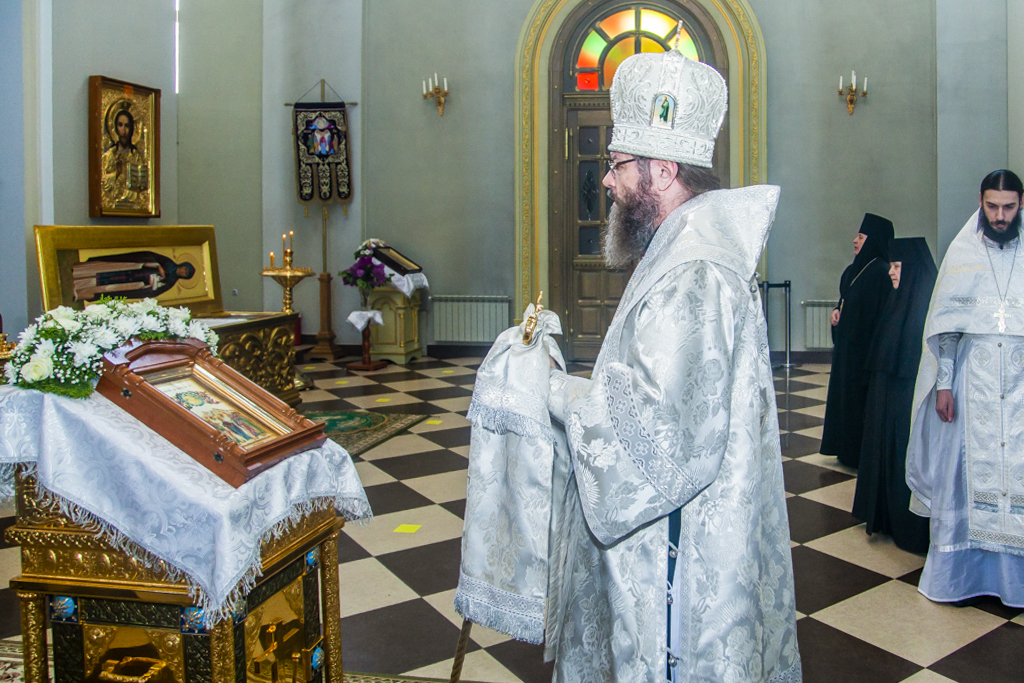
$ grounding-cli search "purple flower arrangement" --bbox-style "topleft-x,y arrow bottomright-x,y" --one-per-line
340,239 -> 390,304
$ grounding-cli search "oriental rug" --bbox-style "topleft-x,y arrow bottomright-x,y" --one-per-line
303,409 -> 427,457
0,640 -> 461,683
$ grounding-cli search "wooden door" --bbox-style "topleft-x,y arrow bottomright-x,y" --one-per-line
555,106 -> 631,362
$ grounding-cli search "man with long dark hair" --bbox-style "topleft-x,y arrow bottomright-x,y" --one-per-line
907,169 -> 1024,607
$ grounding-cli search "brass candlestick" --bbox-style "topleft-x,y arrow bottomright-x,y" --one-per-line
423,74 -> 450,116
261,249 -> 314,314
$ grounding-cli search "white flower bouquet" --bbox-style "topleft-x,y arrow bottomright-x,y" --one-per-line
2,298 -> 218,398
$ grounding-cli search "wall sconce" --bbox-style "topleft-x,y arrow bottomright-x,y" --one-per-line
838,70 -> 867,115
422,72 -> 449,116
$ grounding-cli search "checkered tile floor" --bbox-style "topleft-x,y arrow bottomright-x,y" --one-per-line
2,360 -> 1022,682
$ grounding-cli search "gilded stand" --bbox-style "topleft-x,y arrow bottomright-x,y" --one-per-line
262,249 -> 314,315
7,468 -> 345,683
0,313 -> 15,375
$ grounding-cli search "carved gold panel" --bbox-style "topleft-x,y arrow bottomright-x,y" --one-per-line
215,313 -> 299,405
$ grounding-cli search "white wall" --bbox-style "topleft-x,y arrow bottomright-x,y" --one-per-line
50,0 -> 178,225
936,0 -> 1008,256
178,0 -> 263,311
0,0 -> 27,334
261,0 -> 364,342
752,0 -> 938,351
1008,0 -> 1024,177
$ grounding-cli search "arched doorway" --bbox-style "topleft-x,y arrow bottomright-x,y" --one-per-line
513,0 -> 767,350
549,1 -> 729,360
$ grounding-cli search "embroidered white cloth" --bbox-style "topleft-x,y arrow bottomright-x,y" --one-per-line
455,305 -> 564,643
0,385 -> 371,625
378,261 -> 430,299
346,310 -> 384,331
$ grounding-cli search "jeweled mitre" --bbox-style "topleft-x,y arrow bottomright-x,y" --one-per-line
608,48 -> 727,168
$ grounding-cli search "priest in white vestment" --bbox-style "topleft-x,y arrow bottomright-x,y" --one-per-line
907,169 -> 1024,607
542,40 -> 801,683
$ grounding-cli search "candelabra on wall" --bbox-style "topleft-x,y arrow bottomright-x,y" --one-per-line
422,72 -> 450,116
838,69 -> 868,114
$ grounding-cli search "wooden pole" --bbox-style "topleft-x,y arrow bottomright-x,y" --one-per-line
306,79 -> 345,361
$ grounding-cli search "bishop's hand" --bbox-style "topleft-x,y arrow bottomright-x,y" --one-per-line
935,389 -> 955,423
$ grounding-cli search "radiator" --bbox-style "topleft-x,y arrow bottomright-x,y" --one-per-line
802,300 -> 835,350
432,295 -> 511,343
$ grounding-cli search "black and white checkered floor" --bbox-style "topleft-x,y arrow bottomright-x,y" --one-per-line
1,359 -> 1021,682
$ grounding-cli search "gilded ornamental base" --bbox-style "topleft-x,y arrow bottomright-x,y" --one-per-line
368,288 -> 423,365
5,469 -> 343,683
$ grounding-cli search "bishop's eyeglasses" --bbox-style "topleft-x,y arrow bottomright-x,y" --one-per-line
607,157 -> 638,176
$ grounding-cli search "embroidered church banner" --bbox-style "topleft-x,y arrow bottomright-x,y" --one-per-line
292,102 -> 352,203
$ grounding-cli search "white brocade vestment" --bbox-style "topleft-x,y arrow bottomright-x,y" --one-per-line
907,213 -> 1024,606
546,186 -> 801,683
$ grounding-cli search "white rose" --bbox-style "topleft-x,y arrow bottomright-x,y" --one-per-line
21,354 -> 54,382
130,299 -> 161,314
53,316 -> 82,332
84,303 -> 111,319
49,306 -> 77,322
70,341 -> 99,367
167,307 -> 191,322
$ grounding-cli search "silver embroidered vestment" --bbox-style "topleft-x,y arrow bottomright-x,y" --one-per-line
546,186 -> 801,683
907,213 -> 1024,606
456,307 -> 566,642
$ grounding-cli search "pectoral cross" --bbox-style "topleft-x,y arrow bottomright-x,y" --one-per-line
994,302 -> 1009,333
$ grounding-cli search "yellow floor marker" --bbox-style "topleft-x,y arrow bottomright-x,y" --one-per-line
375,398 -> 390,403
303,366 -> 316,370
335,380 -> 349,385
393,524 -> 421,534
425,419 -> 443,425
442,370 -> 454,374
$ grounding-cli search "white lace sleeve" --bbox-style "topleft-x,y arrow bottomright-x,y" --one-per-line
936,332 -> 961,390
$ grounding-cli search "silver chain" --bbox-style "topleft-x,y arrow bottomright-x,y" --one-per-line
985,238 -> 1019,302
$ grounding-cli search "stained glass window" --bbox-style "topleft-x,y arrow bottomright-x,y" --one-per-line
573,6 -> 700,92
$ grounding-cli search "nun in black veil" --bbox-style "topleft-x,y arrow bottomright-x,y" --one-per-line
852,237 -> 936,553
821,213 -> 895,468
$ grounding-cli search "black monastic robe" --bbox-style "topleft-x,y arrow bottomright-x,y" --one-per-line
852,237 -> 935,553
821,214 -> 895,468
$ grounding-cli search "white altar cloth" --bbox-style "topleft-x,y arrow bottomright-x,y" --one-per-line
379,261 -> 429,298
346,310 -> 384,332
0,385 -> 371,625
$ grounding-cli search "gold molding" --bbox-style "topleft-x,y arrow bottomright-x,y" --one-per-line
16,591 -> 48,683
320,533 -> 343,683
514,0 -> 769,313
210,619 -> 236,683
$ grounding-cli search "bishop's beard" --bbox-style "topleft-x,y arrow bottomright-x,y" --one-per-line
602,174 -> 660,269
979,208 -> 1022,246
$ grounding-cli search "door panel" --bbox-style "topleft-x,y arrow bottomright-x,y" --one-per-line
559,107 -> 631,361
